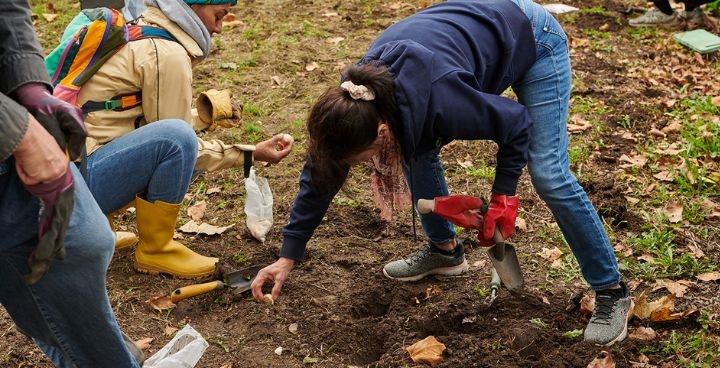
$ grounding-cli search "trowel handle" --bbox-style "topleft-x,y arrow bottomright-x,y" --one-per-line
490,268 -> 502,291
171,280 -> 225,303
491,227 -> 506,261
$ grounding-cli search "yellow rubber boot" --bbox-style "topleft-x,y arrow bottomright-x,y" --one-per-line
134,196 -> 217,278
107,215 -> 139,250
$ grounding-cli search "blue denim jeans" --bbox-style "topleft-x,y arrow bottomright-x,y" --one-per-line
406,0 -> 621,290
85,119 -> 198,213
0,160 -> 139,367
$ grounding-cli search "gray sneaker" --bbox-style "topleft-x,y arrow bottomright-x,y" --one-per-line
383,240 -> 469,282
583,281 -> 634,346
679,8 -> 704,25
629,8 -> 679,27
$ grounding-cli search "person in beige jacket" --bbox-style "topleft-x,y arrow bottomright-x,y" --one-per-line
51,0 -> 294,279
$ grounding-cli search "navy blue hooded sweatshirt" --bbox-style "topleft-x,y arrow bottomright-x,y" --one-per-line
280,0 -> 536,261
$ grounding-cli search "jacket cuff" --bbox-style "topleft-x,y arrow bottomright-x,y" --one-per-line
1,54 -> 51,95
491,170 -> 519,196
0,94 -> 29,161
278,235 -> 308,262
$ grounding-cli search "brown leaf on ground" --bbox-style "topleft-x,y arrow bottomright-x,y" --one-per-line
178,221 -> 234,235
652,279 -> 692,298
629,326 -> 658,341
515,216 -> 527,232
663,200 -> 683,223
135,337 -> 153,350
660,122 -> 682,135
697,272 -> 720,282
633,290 -> 696,322
206,186 -> 222,194
406,336 -> 446,367
579,293 -> 595,316
652,171 -> 674,182
587,350 -> 615,368
145,295 -> 176,311
187,200 -> 207,221
619,153 -> 647,169
567,116 -> 592,133
164,326 -> 179,336
42,13 -> 58,22
702,198 -> 720,218
305,62 -> 320,71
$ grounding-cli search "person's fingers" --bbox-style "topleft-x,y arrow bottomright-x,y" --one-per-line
251,272 -> 268,301
271,277 -> 285,300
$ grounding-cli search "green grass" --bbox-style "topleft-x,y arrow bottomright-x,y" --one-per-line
243,121 -> 264,143
581,6 -> 608,15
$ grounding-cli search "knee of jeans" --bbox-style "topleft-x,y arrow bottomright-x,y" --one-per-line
164,120 -> 198,152
528,163 -> 561,197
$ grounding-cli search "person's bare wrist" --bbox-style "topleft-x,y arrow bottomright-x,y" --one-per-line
278,257 -> 296,267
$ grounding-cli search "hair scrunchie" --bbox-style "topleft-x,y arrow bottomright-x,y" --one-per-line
340,81 -> 375,101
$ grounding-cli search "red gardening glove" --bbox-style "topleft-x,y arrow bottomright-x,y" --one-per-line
13,83 -> 87,160
430,195 -> 485,230
479,193 -> 519,246
23,165 -> 75,284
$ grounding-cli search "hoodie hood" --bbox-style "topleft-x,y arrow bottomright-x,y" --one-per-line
358,40 -> 434,162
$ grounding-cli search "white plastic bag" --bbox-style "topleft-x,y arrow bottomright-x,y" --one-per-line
142,324 -> 208,368
542,3 -> 580,14
244,167 -> 273,242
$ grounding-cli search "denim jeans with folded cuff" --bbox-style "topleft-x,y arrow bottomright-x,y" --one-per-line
404,0 -> 621,291
85,119 -> 198,214
0,160 -> 139,368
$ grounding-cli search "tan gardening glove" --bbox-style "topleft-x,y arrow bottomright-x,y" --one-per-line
195,89 -> 242,132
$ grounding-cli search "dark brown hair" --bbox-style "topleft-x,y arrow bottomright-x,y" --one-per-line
307,62 -> 397,191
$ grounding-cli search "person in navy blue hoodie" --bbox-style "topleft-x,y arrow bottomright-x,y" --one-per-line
252,0 -> 632,346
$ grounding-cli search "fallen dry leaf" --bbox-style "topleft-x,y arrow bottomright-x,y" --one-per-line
179,221 -> 234,235
587,351 -> 615,368
207,186 -> 222,194
187,200 -> 207,221
321,11 -> 339,17
702,198 -> 720,218
406,336 -> 446,367
270,76 -> 283,86
327,37 -> 345,44
663,200 -> 683,223
421,285 -> 443,301
629,326 -> 658,341
145,295 -> 176,311
580,293 -> 595,316
627,280 -> 642,291
515,216 -> 527,232
648,127 -> 666,138
652,279 -> 692,298
633,290 -> 695,322
134,337 -> 153,350
660,122 -> 682,134
568,116 -> 593,133
619,153 -> 647,169
637,253 -> 656,263
164,326 -> 179,336
305,61 -> 320,71
697,272 -> 720,282
42,13 -> 58,22
472,259 -> 486,269
652,170 -> 674,182
712,96 -> 720,107
539,247 -> 563,262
